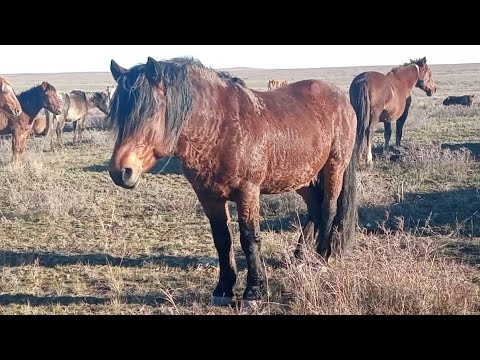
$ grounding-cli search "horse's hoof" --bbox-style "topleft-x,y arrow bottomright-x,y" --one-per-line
212,296 -> 233,307
242,285 -> 263,309
241,300 -> 260,309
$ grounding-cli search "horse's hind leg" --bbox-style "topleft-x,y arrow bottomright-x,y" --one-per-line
192,185 -> 237,306
73,120 -> 79,144
365,111 -> 381,165
294,184 -> 323,258
396,96 -> 412,147
316,158 -> 348,259
77,116 -> 86,143
384,122 -> 392,153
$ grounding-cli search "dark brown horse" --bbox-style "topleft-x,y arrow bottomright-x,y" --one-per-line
107,57 -> 359,307
443,95 -> 475,107
349,57 -> 437,165
0,82 -> 61,161
0,77 -> 22,117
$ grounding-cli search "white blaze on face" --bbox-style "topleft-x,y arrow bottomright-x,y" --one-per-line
413,64 -> 420,79
1,81 -> 14,96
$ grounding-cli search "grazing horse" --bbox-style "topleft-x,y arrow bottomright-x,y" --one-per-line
349,57 -> 437,165
443,95 -> 475,107
0,77 -> 22,117
107,56 -> 359,306
44,90 -> 110,149
0,82 -> 61,161
267,79 -> 288,90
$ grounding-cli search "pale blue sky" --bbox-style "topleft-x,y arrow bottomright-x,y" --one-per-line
1,45 -> 479,74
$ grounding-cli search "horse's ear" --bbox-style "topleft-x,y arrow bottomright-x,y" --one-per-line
145,57 -> 161,83
41,81 -> 48,90
111,60 -> 127,82
421,57 -> 427,65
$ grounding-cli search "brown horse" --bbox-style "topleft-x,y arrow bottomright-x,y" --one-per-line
267,79 -> 288,90
349,57 -> 437,165
107,57 -> 359,306
0,77 -> 22,117
0,82 -> 61,161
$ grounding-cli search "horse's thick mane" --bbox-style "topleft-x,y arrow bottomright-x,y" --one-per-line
389,58 -> 427,74
17,83 -> 54,102
108,57 -> 246,148
16,83 -> 54,116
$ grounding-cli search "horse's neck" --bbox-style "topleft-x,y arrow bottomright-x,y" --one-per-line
84,93 -> 95,109
18,91 -> 43,120
389,65 -> 418,90
174,82 -> 233,163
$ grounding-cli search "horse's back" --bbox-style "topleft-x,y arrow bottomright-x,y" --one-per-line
350,71 -> 388,93
245,79 -> 356,193
262,79 -> 351,108
65,90 -> 88,120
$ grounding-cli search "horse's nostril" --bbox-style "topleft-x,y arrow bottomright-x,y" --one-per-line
122,168 -> 134,182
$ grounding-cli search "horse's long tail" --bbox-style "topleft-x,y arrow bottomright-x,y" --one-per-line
331,137 -> 358,255
349,76 -> 370,163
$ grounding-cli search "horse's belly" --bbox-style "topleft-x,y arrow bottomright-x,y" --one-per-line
261,157 -> 326,194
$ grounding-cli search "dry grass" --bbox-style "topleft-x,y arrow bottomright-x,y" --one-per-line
280,231 -> 479,315
0,63 -> 479,314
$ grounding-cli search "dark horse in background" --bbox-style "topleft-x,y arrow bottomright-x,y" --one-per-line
0,82 -> 61,162
107,56 -> 359,306
349,57 -> 437,165
43,90 -> 110,149
443,95 -> 475,107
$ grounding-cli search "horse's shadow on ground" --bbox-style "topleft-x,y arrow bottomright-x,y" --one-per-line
0,248 -> 283,274
83,157 -> 184,175
441,143 -> 480,159
371,143 -> 480,162
0,293 -> 168,307
0,250 -> 282,307
359,186 -> 480,267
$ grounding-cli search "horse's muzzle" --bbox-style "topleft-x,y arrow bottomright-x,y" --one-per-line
5,105 -> 21,117
109,167 -> 141,190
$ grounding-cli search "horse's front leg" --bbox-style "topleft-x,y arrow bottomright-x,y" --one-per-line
235,184 -> 265,306
193,186 -> 237,307
396,96 -> 412,147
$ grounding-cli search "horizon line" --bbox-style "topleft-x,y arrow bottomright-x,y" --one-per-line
0,61 -> 477,76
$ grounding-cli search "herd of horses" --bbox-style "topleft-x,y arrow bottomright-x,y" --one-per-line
0,80 -> 111,161
0,56 -> 475,307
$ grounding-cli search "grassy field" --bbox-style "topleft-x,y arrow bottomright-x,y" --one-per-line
0,62 -> 479,315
